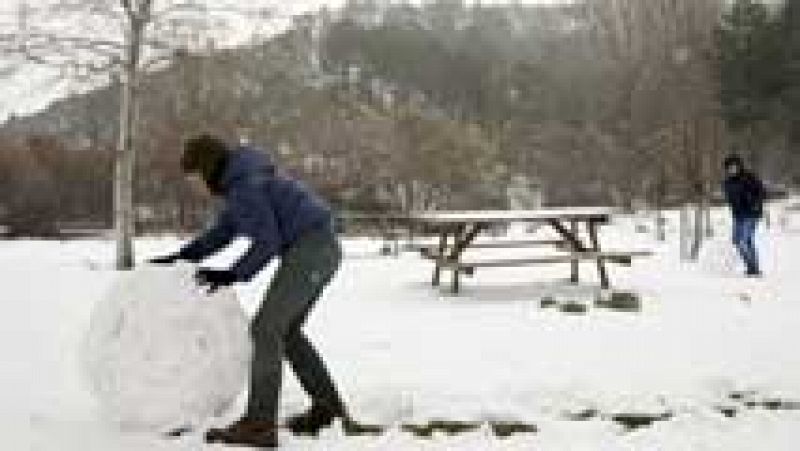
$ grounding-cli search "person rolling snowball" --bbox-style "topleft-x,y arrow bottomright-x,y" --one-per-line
150,134 -> 350,447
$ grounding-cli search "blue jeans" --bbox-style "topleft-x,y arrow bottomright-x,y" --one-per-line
732,217 -> 760,274
245,227 -> 345,422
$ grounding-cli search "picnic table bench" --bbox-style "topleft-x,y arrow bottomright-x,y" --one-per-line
407,208 -> 652,293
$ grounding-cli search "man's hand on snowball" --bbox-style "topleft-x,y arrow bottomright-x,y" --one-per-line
196,269 -> 238,293
148,253 -> 183,265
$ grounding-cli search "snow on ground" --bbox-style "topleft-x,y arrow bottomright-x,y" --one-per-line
4,209 -> 800,450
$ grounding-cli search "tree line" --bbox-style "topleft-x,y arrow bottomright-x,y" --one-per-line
0,0 -> 797,239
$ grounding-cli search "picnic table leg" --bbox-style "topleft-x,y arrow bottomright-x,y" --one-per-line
588,220 -> 611,289
447,224 -> 468,294
570,220 -> 580,284
546,219 -> 588,252
392,218 -> 400,256
448,224 -> 484,294
432,229 -> 449,287
547,219 -> 588,285
452,266 -> 461,293
405,216 -> 416,252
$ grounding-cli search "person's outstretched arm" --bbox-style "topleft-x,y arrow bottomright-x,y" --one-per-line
177,210 -> 236,263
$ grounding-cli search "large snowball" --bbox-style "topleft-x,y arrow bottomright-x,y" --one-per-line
81,264 -> 252,432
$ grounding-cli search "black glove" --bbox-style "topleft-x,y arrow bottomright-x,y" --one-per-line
196,269 -> 237,293
148,253 -> 182,265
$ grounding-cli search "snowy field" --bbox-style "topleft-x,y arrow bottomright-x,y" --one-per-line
5,209 -> 800,450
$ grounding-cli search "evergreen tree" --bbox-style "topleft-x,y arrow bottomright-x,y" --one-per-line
778,0 -> 800,149
716,0 -> 783,163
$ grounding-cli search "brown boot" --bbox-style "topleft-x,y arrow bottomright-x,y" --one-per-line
285,404 -> 383,437
285,402 -> 348,436
205,419 -> 279,448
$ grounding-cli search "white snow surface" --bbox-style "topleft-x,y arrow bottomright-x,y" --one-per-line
4,209 -> 800,449
81,263 -> 251,433
697,237 -> 743,276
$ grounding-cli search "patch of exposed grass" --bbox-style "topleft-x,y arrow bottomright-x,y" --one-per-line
727,391 -> 800,412
559,301 -> 588,314
610,412 -> 673,431
540,296 -> 557,308
400,420 -> 537,438
596,291 -> 641,312
565,408 -> 599,421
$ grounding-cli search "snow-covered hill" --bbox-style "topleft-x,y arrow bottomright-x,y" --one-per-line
0,0 -> 582,124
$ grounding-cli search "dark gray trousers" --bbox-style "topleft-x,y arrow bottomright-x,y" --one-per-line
245,227 -> 344,422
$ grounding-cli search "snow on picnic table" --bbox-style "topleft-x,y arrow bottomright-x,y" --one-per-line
3,212 -> 800,450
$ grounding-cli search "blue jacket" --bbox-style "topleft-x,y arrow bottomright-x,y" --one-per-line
723,171 -> 765,219
178,145 -> 333,281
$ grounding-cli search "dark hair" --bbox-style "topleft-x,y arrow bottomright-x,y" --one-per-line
181,134 -> 229,193
723,154 -> 744,170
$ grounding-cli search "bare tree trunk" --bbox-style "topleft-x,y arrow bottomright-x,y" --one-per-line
689,118 -> 704,261
655,209 -> 666,242
679,119 -> 693,261
679,204 -> 691,261
655,124 -> 672,243
705,116 -> 719,239
691,201 -> 704,260
115,16 -> 144,270
704,203 -> 713,237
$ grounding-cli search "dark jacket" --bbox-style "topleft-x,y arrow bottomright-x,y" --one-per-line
723,171 -> 766,219
178,145 -> 333,281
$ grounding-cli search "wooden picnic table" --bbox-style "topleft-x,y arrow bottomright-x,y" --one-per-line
407,207 -> 651,293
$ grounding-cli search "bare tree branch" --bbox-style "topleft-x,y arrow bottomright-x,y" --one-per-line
151,1 -> 207,18
13,33 -> 125,52
120,0 -> 136,23
140,0 -> 155,23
